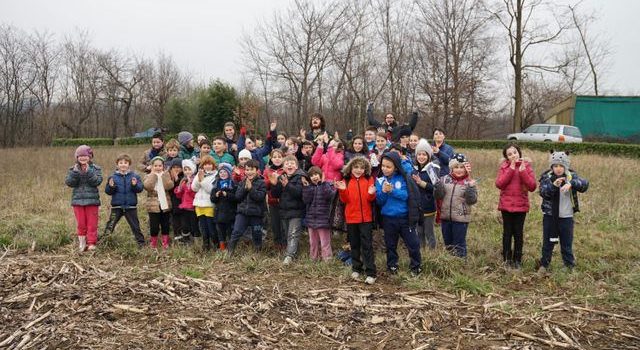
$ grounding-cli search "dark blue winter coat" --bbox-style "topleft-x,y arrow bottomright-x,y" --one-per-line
412,164 -> 437,215
65,163 -> 103,206
211,178 -> 238,223
302,181 -> 335,229
235,177 -> 267,217
434,142 -> 455,176
272,169 -> 306,219
539,169 -> 589,216
105,170 -> 144,209
237,130 -> 276,170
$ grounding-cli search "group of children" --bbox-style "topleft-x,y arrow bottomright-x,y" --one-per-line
65,113 -> 589,283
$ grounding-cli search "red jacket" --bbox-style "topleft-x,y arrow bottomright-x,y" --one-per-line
312,145 -> 344,182
495,160 -> 537,213
263,166 -> 285,206
338,175 -> 376,224
174,177 -> 197,210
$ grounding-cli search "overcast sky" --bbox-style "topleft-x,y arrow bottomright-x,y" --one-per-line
1,0 -> 638,94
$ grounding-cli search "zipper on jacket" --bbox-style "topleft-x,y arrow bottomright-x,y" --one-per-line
449,181 -> 457,220
356,177 -> 364,222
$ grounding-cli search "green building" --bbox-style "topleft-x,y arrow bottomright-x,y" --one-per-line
545,95 -> 640,141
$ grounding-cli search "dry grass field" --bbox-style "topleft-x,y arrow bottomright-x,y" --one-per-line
1,145 -> 639,349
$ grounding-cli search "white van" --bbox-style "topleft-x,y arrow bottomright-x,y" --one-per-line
507,124 -> 583,143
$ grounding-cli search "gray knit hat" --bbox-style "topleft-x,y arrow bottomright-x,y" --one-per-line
415,138 -> 433,159
549,150 -> 570,174
178,131 -> 193,146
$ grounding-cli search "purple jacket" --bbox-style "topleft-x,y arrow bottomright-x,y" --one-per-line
302,181 -> 336,229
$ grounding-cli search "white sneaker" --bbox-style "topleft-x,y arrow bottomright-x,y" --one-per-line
78,236 -> 87,252
364,276 -> 376,285
283,256 -> 293,265
351,272 -> 361,280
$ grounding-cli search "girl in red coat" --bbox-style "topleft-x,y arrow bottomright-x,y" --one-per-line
495,143 -> 537,269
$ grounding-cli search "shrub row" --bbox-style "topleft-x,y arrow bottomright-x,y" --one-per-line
447,140 -> 640,159
115,134 -> 179,145
51,138 -> 114,147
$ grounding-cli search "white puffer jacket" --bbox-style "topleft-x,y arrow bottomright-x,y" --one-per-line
191,171 -> 217,208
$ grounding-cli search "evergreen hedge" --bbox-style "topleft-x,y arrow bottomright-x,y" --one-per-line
447,140 -> 640,159
51,138 -> 114,147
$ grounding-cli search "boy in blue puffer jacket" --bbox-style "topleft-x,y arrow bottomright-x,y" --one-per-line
376,152 -> 423,276
104,154 -> 145,247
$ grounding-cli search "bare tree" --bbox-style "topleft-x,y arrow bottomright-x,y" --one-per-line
140,52 -> 182,127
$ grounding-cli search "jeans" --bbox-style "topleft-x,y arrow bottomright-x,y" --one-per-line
104,207 -> 144,246
282,218 -> 303,258
416,215 -> 436,250
441,220 -> 468,258
382,216 -> 422,271
501,211 -> 527,263
347,222 -> 376,277
540,215 -> 575,268
228,214 -> 263,253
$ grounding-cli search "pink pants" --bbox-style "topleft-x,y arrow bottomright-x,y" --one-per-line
73,205 -> 99,245
308,228 -> 332,261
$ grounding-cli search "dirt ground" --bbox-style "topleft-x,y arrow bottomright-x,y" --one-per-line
1,249 -> 638,350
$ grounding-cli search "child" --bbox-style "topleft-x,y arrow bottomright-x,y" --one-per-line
296,140 -> 315,172
191,155 -> 218,251
302,166 -> 335,262
408,134 -> 420,162
271,155 -> 306,265
335,158 -> 377,284
174,159 -> 199,243
167,158 -> 184,241
370,132 -> 389,178
233,149 -> 252,183
143,156 -> 175,249
237,122 -> 277,170
432,128 -> 455,177
495,143 -> 537,269
538,151 -> 589,273
223,122 -> 238,156
434,153 -> 478,258
104,154 -> 145,247
164,139 -> 181,171
264,149 -> 287,250
178,131 -> 197,160
345,136 -> 368,164
65,145 -> 103,252
227,159 -> 267,255
364,127 -> 377,151
138,133 -> 166,174
312,133 -> 344,183
211,162 -> 237,250
284,137 -> 300,157
412,139 -> 440,250
194,139 -> 214,165
212,136 -> 236,166
376,152 -> 423,276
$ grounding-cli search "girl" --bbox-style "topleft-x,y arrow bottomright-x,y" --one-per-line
434,153 -> 478,258
408,134 -> 420,162
264,149 -> 287,250
174,159 -> 199,243
143,156 -> 175,249
302,166 -> 335,262
344,136 -> 368,164
211,162 -> 237,250
495,143 -> 537,269
65,145 -> 103,252
311,132 -> 344,183
412,139 -> 440,250
369,132 -> 389,178
237,122 -> 277,171
336,157 -> 377,284
191,155 -> 218,251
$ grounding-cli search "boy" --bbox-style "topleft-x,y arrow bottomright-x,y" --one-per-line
178,131 -> 197,160
194,139 -> 214,165
138,133 -> 166,174
364,126 -> 378,151
212,136 -> 236,166
237,121 -> 277,170
104,154 -> 145,247
271,155 -> 306,265
538,151 -> 589,273
164,139 -> 181,171
376,152 -> 423,276
211,163 -> 237,250
227,159 -> 267,255
296,140 -> 315,172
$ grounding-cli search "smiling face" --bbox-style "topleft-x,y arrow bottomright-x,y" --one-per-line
213,140 -> 225,153
385,113 -> 395,125
151,159 -> 164,173
311,117 -> 321,129
351,164 -> 365,178
219,169 -> 229,180
283,159 -> 298,175
245,166 -> 258,180
375,136 -> 387,151
224,126 -> 235,139
301,144 -> 313,155
364,130 -> 375,143
381,158 -> 396,177
277,134 -> 286,145
183,166 -> 194,178
77,155 -> 90,165
352,138 -> 364,152
117,159 -> 130,173
152,137 -> 163,150
271,152 -> 284,166
433,130 -> 445,144
245,138 -> 256,151
238,156 -> 250,167
451,163 -> 467,177
505,146 -> 520,162
310,173 -> 322,184
409,135 -> 419,150
202,162 -> 214,172
416,151 -> 429,166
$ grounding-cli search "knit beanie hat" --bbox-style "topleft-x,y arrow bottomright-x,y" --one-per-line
549,150 -> 570,173
448,153 -> 468,170
75,145 -> 93,159
170,157 -> 183,169
182,159 -> 196,172
178,131 -> 194,146
391,124 -> 412,142
218,162 -> 233,177
415,138 -> 433,158
238,149 -> 252,160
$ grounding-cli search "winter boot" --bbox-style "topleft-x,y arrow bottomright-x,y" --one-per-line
150,236 -> 158,249
161,235 -> 170,249
219,242 -> 227,251
78,236 -> 87,252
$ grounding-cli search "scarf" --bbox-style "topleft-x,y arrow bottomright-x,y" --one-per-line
155,173 -> 169,211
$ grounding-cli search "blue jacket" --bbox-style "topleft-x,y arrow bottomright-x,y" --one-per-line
65,163 -> 103,206
105,170 -> 144,209
375,152 -> 422,225
237,129 -> 276,170
434,142 -> 455,176
539,169 -> 589,216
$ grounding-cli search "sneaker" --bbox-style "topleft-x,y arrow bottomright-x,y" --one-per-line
388,266 -> 399,275
87,244 -> 96,251
537,266 -> 549,275
513,262 -> 522,270
351,272 -> 361,280
549,237 -> 559,243
78,236 -> 87,252
410,268 -> 423,277
364,276 -> 376,285
283,256 -> 293,265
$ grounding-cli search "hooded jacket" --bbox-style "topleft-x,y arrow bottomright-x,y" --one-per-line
302,181 -> 335,229
434,172 -> 478,223
210,177 -> 238,223
539,169 -> 589,216
174,177 -> 197,210
339,158 -> 376,224
311,145 -> 344,182
235,176 -> 267,217
105,170 -> 143,209
66,163 -> 103,206
191,171 -> 217,208
375,152 -> 422,225
495,159 -> 537,213
271,169 -> 306,219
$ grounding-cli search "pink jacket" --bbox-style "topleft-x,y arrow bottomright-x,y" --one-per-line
174,177 -> 197,210
495,160 -> 537,213
312,145 -> 344,182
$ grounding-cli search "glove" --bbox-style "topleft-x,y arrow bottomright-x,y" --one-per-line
370,153 -> 379,167
240,126 -> 247,136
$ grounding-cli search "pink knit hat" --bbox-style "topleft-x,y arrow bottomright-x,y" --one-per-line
75,145 -> 93,159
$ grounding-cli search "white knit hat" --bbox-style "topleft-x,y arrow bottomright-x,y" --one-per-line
238,149 -> 252,160
415,138 -> 433,159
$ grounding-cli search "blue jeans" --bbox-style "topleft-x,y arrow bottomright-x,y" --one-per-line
441,220 -> 468,258
229,214 -> 263,252
382,216 -> 422,271
541,215 -> 575,268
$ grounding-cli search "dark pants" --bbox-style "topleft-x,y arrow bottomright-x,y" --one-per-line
347,222 -> 376,277
198,215 -> 218,250
502,211 -> 526,263
382,216 -> 422,271
149,211 -> 171,237
228,214 -> 263,254
216,222 -> 233,243
171,210 -> 184,238
441,220 -> 468,258
104,208 -> 144,246
541,215 -> 575,268
269,205 -> 286,246
180,210 -> 199,239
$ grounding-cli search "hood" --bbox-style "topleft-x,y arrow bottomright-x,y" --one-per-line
380,152 -> 407,178
343,156 -> 372,178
